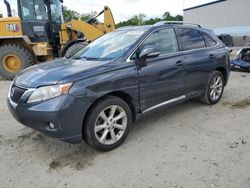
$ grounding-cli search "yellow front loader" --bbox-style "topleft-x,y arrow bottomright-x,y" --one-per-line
0,0 -> 115,80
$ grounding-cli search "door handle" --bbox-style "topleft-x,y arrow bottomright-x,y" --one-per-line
209,54 -> 215,59
176,60 -> 184,67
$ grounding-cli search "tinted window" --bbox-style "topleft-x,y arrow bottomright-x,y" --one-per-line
177,28 -> 206,50
203,34 -> 217,47
142,29 -> 179,54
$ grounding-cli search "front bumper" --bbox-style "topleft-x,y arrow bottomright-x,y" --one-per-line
7,84 -> 87,144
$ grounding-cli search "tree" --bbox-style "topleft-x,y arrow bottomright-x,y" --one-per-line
143,17 -> 162,25
135,13 -> 146,25
62,6 -> 101,23
174,15 -> 183,21
162,12 -> 171,20
116,13 -> 146,28
116,12 -> 183,28
80,11 -> 97,22
62,6 -> 183,28
62,6 -> 80,22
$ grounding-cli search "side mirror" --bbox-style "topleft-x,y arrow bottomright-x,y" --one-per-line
136,45 -> 160,67
139,45 -> 160,59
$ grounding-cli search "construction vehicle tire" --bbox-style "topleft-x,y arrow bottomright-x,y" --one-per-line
0,44 -> 35,80
65,42 -> 88,58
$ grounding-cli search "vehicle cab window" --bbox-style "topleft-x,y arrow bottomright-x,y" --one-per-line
50,0 -> 63,23
176,28 -> 206,51
20,0 -> 48,20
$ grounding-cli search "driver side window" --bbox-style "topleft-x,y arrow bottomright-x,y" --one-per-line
141,29 -> 179,55
130,28 -> 179,60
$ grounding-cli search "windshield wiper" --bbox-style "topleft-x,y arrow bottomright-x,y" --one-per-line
72,56 -> 99,61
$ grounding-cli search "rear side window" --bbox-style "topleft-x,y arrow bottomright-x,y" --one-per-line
203,34 -> 217,47
141,29 -> 179,54
177,28 -> 206,51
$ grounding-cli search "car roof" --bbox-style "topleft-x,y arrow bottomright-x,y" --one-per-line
115,22 -> 212,34
116,25 -> 153,31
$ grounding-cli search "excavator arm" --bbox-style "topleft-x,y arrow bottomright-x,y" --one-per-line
103,6 -> 116,33
60,6 -> 115,45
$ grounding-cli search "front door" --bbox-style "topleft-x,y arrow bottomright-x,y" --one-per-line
136,28 -> 185,112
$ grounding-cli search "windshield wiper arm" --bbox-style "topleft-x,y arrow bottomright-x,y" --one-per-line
72,56 -> 99,61
71,56 -> 85,60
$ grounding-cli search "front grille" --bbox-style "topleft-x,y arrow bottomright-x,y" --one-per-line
10,84 -> 27,103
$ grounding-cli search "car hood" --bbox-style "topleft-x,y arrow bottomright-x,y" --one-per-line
14,58 -> 109,88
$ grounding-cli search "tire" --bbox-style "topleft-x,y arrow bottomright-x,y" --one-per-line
83,96 -> 132,151
65,42 -> 87,58
0,44 -> 34,80
200,71 -> 225,105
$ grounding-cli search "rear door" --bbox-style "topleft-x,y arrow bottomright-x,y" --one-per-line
176,28 -> 215,95
135,28 -> 185,112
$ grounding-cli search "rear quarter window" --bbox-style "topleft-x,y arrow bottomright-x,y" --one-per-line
203,34 -> 217,47
176,28 -> 206,51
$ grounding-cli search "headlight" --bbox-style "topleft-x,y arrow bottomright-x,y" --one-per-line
27,82 -> 73,103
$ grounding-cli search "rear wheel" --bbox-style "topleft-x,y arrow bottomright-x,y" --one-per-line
200,71 -> 224,105
83,96 -> 132,151
0,44 -> 35,80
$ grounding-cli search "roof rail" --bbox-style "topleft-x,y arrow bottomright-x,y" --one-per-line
154,21 -> 202,28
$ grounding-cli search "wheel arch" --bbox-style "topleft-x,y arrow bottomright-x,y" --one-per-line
106,91 -> 136,121
82,91 -> 136,132
215,67 -> 228,86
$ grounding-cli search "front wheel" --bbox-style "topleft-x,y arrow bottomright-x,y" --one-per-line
200,71 -> 225,105
83,96 -> 132,151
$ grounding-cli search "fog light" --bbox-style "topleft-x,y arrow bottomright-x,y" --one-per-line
49,122 -> 55,129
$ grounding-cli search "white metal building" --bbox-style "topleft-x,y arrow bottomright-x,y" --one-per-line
184,0 -> 250,28
184,0 -> 250,46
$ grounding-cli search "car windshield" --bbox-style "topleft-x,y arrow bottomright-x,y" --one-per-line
72,30 -> 146,61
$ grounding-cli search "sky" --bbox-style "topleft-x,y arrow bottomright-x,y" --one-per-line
63,0 -> 216,22
0,0 -> 215,22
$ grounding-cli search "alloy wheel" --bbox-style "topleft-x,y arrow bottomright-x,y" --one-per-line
209,75 -> 223,101
94,105 -> 128,145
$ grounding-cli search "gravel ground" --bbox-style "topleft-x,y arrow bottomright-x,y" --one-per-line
0,72 -> 250,188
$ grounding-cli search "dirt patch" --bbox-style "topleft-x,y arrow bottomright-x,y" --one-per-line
17,130 -> 37,142
0,130 -> 44,147
48,145 -> 97,171
222,97 -> 250,109
49,160 -> 61,170
227,137 -> 248,149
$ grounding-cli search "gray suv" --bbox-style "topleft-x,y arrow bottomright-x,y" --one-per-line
7,22 -> 230,151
